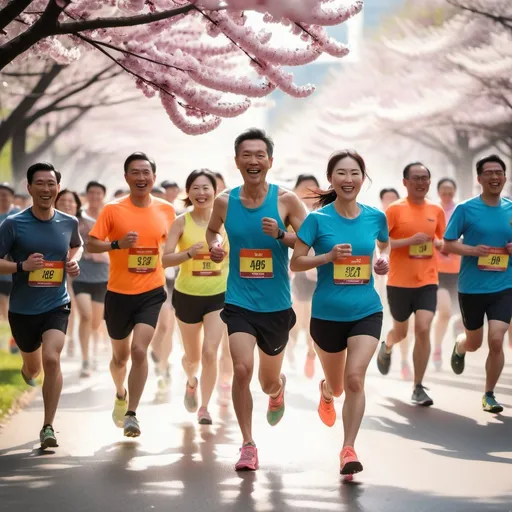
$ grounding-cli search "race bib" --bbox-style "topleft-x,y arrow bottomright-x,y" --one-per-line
409,241 -> 433,259
334,256 -> 371,285
28,261 -> 64,288
128,248 -> 158,274
478,248 -> 509,272
240,249 -> 273,279
192,253 -> 222,277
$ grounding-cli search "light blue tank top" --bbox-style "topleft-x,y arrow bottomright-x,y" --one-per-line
225,184 -> 291,313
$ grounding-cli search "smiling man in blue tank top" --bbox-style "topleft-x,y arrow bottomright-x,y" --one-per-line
207,128 -> 307,471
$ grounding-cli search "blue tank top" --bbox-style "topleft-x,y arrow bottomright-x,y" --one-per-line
225,184 -> 291,313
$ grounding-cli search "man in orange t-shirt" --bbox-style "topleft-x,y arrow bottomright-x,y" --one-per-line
376,162 -> 446,407
87,152 -> 175,438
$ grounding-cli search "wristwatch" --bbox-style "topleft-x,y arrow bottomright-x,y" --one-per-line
110,240 -> 120,250
16,261 -> 24,273
276,229 -> 285,240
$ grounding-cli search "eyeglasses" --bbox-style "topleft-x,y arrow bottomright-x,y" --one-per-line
481,170 -> 505,177
408,176 -> 431,183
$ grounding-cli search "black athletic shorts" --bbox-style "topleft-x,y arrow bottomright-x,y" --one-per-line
292,273 -> 316,302
72,281 -> 108,304
172,289 -> 225,324
459,288 -> 512,331
221,303 -> 296,356
387,284 -> 438,323
104,286 -> 167,340
164,278 -> 175,310
438,273 -> 459,304
8,303 -> 71,353
310,312 -> 383,353
0,280 -> 12,296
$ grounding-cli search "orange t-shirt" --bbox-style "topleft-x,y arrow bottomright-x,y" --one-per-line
436,203 -> 461,274
89,196 -> 175,295
386,198 -> 446,288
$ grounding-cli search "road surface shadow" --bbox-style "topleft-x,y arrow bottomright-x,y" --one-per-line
366,398 -> 512,464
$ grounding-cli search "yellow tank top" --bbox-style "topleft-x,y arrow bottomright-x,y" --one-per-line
174,212 -> 228,296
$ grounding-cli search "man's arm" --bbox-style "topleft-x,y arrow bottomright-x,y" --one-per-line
282,192 -> 308,249
206,193 -> 228,250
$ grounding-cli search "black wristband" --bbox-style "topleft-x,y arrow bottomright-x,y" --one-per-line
111,240 -> 120,250
17,261 -> 24,273
276,229 -> 285,240
186,252 -> 192,259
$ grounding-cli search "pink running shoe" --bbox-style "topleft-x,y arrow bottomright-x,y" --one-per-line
340,446 -> 363,475
235,444 -> 259,471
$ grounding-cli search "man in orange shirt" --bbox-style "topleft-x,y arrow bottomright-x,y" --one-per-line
377,162 -> 446,406
87,153 -> 175,437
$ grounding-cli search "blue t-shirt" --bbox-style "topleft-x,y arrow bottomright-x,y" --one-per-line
297,203 -> 389,322
0,209 -> 82,314
444,196 -> 512,294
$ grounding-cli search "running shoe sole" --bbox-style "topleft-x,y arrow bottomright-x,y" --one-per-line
124,426 -> 141,438
235,461 -> 259,471
340,461 -> 363,475
198,416 -> 213,425
450,344 -> 465,375
377,342 -> 391,375
412,397 -> 434,407
40,437 -> 58,450
483,404 -> 504,414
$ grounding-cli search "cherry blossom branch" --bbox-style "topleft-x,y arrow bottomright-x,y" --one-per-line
447,1 -> 512,30
55,4 -> 197,35
0,0 -> 34,33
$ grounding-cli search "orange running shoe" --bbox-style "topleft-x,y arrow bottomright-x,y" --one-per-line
340,446 -> 363,475
235,443 -> 259,471
304,352 -> 315,379
318,379 -> 336,427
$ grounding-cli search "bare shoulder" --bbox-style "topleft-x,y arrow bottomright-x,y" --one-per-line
278,187 -> 302,210
214,189 -> 230,209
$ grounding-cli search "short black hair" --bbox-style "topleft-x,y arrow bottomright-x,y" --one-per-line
86,180 -> 106,194
476,154 -> 506,175
294,174 -> 319,189
437,178 -> 457,191
56,189 -> 82,218
124,152 -> 154,173
183,169 -> 217,208
114,189 -> 127,197
214,172 -> 225,181
0,182 -> 15,195
152,187 -> 165,195
403,162 -> 431,179
379,187 -> 400,200
161,180 -> 179,189
234,128 -> 274,158
27,162 -> 61,185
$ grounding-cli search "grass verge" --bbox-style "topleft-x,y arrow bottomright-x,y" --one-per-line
0,350 -> 31,420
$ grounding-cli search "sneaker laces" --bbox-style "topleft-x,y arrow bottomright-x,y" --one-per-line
416,384 -> 430,391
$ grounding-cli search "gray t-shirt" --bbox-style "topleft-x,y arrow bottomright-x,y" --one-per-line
74,212 -> 109,283
0,208 -> 82,314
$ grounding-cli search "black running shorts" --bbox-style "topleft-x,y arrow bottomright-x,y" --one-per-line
387,284 -> 438,323
459,288 -> 512,331
8,303 -> 71,353
310,312 -> 383,353
104,286 -> 167,340
72,281 -> 108,304
172,289 -> 225,324
221,303 -> 296,356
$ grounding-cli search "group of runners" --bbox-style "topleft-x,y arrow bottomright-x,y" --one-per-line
0,128 -> 510,478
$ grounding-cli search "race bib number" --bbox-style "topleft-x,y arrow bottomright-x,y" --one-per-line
192,253 -> 222,277
409,241 -> 433,259
28,261 -> 64,288
128,248 -> 158,274
478,248 -> 509,272
240,249 -> 273,279
334,256 -> 371,285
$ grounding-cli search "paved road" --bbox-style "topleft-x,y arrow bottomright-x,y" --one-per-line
1,339 -> 511,512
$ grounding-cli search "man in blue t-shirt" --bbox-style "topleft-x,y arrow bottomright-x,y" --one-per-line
443,154 -> 512,414
0,183 -> 20,323
0,162 -> 82,449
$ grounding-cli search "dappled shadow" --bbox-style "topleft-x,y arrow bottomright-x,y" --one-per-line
365,398 -> 512,464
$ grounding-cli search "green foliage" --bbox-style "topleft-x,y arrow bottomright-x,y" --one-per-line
0,141 -> 12,182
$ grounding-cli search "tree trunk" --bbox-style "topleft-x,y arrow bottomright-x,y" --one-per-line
453,152 -> 475,200
11,125 -> 28,186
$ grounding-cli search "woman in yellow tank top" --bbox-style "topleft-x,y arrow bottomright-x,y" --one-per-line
162,169 -> 228,425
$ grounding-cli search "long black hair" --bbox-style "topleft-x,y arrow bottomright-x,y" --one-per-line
315,150 -> 370,208
56,189 -> 82,218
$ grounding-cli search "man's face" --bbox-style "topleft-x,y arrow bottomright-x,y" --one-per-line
27,171 -> 60,211
477,161 -> 506,197
0,189 -> 14,213
86,186 -> 106,209
165,186 -> 179,203
235,139 -> 273,186
403,165 -> 430,200
124,159 -> 155,197
380,191 -> 399,211
438,182 -> 456,204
